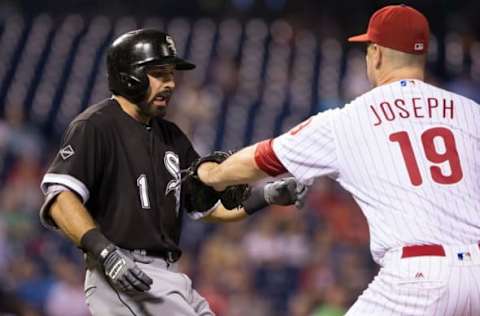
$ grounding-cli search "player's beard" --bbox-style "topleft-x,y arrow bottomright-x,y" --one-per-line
138,89 -> 172,119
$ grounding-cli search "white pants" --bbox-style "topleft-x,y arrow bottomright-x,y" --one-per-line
347,243 -> 480,316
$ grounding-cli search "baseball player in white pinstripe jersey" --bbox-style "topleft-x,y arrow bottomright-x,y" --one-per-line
194,4 -> 480,315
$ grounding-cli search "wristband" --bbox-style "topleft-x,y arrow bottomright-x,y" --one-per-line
242,187 -> 269,215
80,228 -> 112,262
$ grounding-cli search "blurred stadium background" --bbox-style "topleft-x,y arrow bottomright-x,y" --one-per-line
0,0 -> 478,315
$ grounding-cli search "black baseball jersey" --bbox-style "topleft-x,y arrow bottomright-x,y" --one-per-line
41,98 -> 200,258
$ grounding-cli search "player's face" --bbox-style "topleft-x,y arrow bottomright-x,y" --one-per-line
143,65 -> 176,118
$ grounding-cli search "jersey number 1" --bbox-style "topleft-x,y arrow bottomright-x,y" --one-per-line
389,127 -> 463,186
137,174 -> 151,209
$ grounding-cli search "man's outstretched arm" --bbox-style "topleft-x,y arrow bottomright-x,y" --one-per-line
201,177 -> 307,222
198,141 -> 287,191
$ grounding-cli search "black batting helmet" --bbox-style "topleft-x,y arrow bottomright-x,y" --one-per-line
107,28 -> 195,103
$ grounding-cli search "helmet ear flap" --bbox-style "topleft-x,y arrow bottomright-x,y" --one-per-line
118,71 -> 149,103
119,72 -> 140,88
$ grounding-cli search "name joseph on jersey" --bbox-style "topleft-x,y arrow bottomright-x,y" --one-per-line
370,97 -> 454,126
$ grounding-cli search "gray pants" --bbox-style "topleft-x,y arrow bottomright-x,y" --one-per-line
84,253 -> 214,316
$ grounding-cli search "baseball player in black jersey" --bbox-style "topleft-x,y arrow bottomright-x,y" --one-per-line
39,29 -> 306,315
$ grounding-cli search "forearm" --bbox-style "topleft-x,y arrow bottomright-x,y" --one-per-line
50,191 -> 97,246
200,145 -> 268,191
50,191 -> 152,291
202,178 -> 299,222
203,204 -> 248,223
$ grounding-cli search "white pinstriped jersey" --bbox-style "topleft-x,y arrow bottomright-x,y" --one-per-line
273,79 -> 480,263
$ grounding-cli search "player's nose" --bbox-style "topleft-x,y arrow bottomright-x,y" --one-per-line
162,76 -> 175,90
167,80 -> 175,90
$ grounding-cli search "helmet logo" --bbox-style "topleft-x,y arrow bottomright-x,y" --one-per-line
165,35 -> 177,56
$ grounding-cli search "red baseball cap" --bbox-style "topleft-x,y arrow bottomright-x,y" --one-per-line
348,4 -> 430,55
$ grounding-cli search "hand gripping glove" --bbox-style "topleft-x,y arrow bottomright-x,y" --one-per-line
188,151 -> 250,210
183,175 -> 222,213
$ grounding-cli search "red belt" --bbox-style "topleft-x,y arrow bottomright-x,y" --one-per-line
401,244 -> 446,258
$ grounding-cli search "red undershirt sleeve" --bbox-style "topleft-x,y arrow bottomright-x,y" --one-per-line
254,139 -> 288,176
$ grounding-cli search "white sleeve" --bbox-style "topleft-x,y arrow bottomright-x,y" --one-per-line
272,109 -> 339,185
39,184 -> 72,230
41,173 -> 89,203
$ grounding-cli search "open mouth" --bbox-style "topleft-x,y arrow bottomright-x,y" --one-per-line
153,90 -> 172,105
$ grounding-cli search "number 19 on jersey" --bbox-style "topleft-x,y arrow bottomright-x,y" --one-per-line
389,127 -> 463,186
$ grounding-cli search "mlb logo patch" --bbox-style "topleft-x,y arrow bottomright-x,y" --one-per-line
457,252 -> 471,261
400,80 -> 415,87
414,42 -> 424,51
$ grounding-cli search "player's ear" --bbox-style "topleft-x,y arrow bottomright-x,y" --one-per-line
373,44 -> 382,69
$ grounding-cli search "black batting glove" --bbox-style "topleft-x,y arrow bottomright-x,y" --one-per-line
100,244 -> 153,292
81,228 -> 153,293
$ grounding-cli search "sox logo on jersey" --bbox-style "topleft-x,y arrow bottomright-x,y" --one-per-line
164,151 -> 181,216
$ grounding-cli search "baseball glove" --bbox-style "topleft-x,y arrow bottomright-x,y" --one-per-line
184,176 -> 222,213
188,151 -> 250,210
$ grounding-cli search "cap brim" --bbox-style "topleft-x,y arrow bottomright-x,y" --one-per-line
173,57 -> 196,70
142,56 -> 196,70
348,33 -> 371,42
